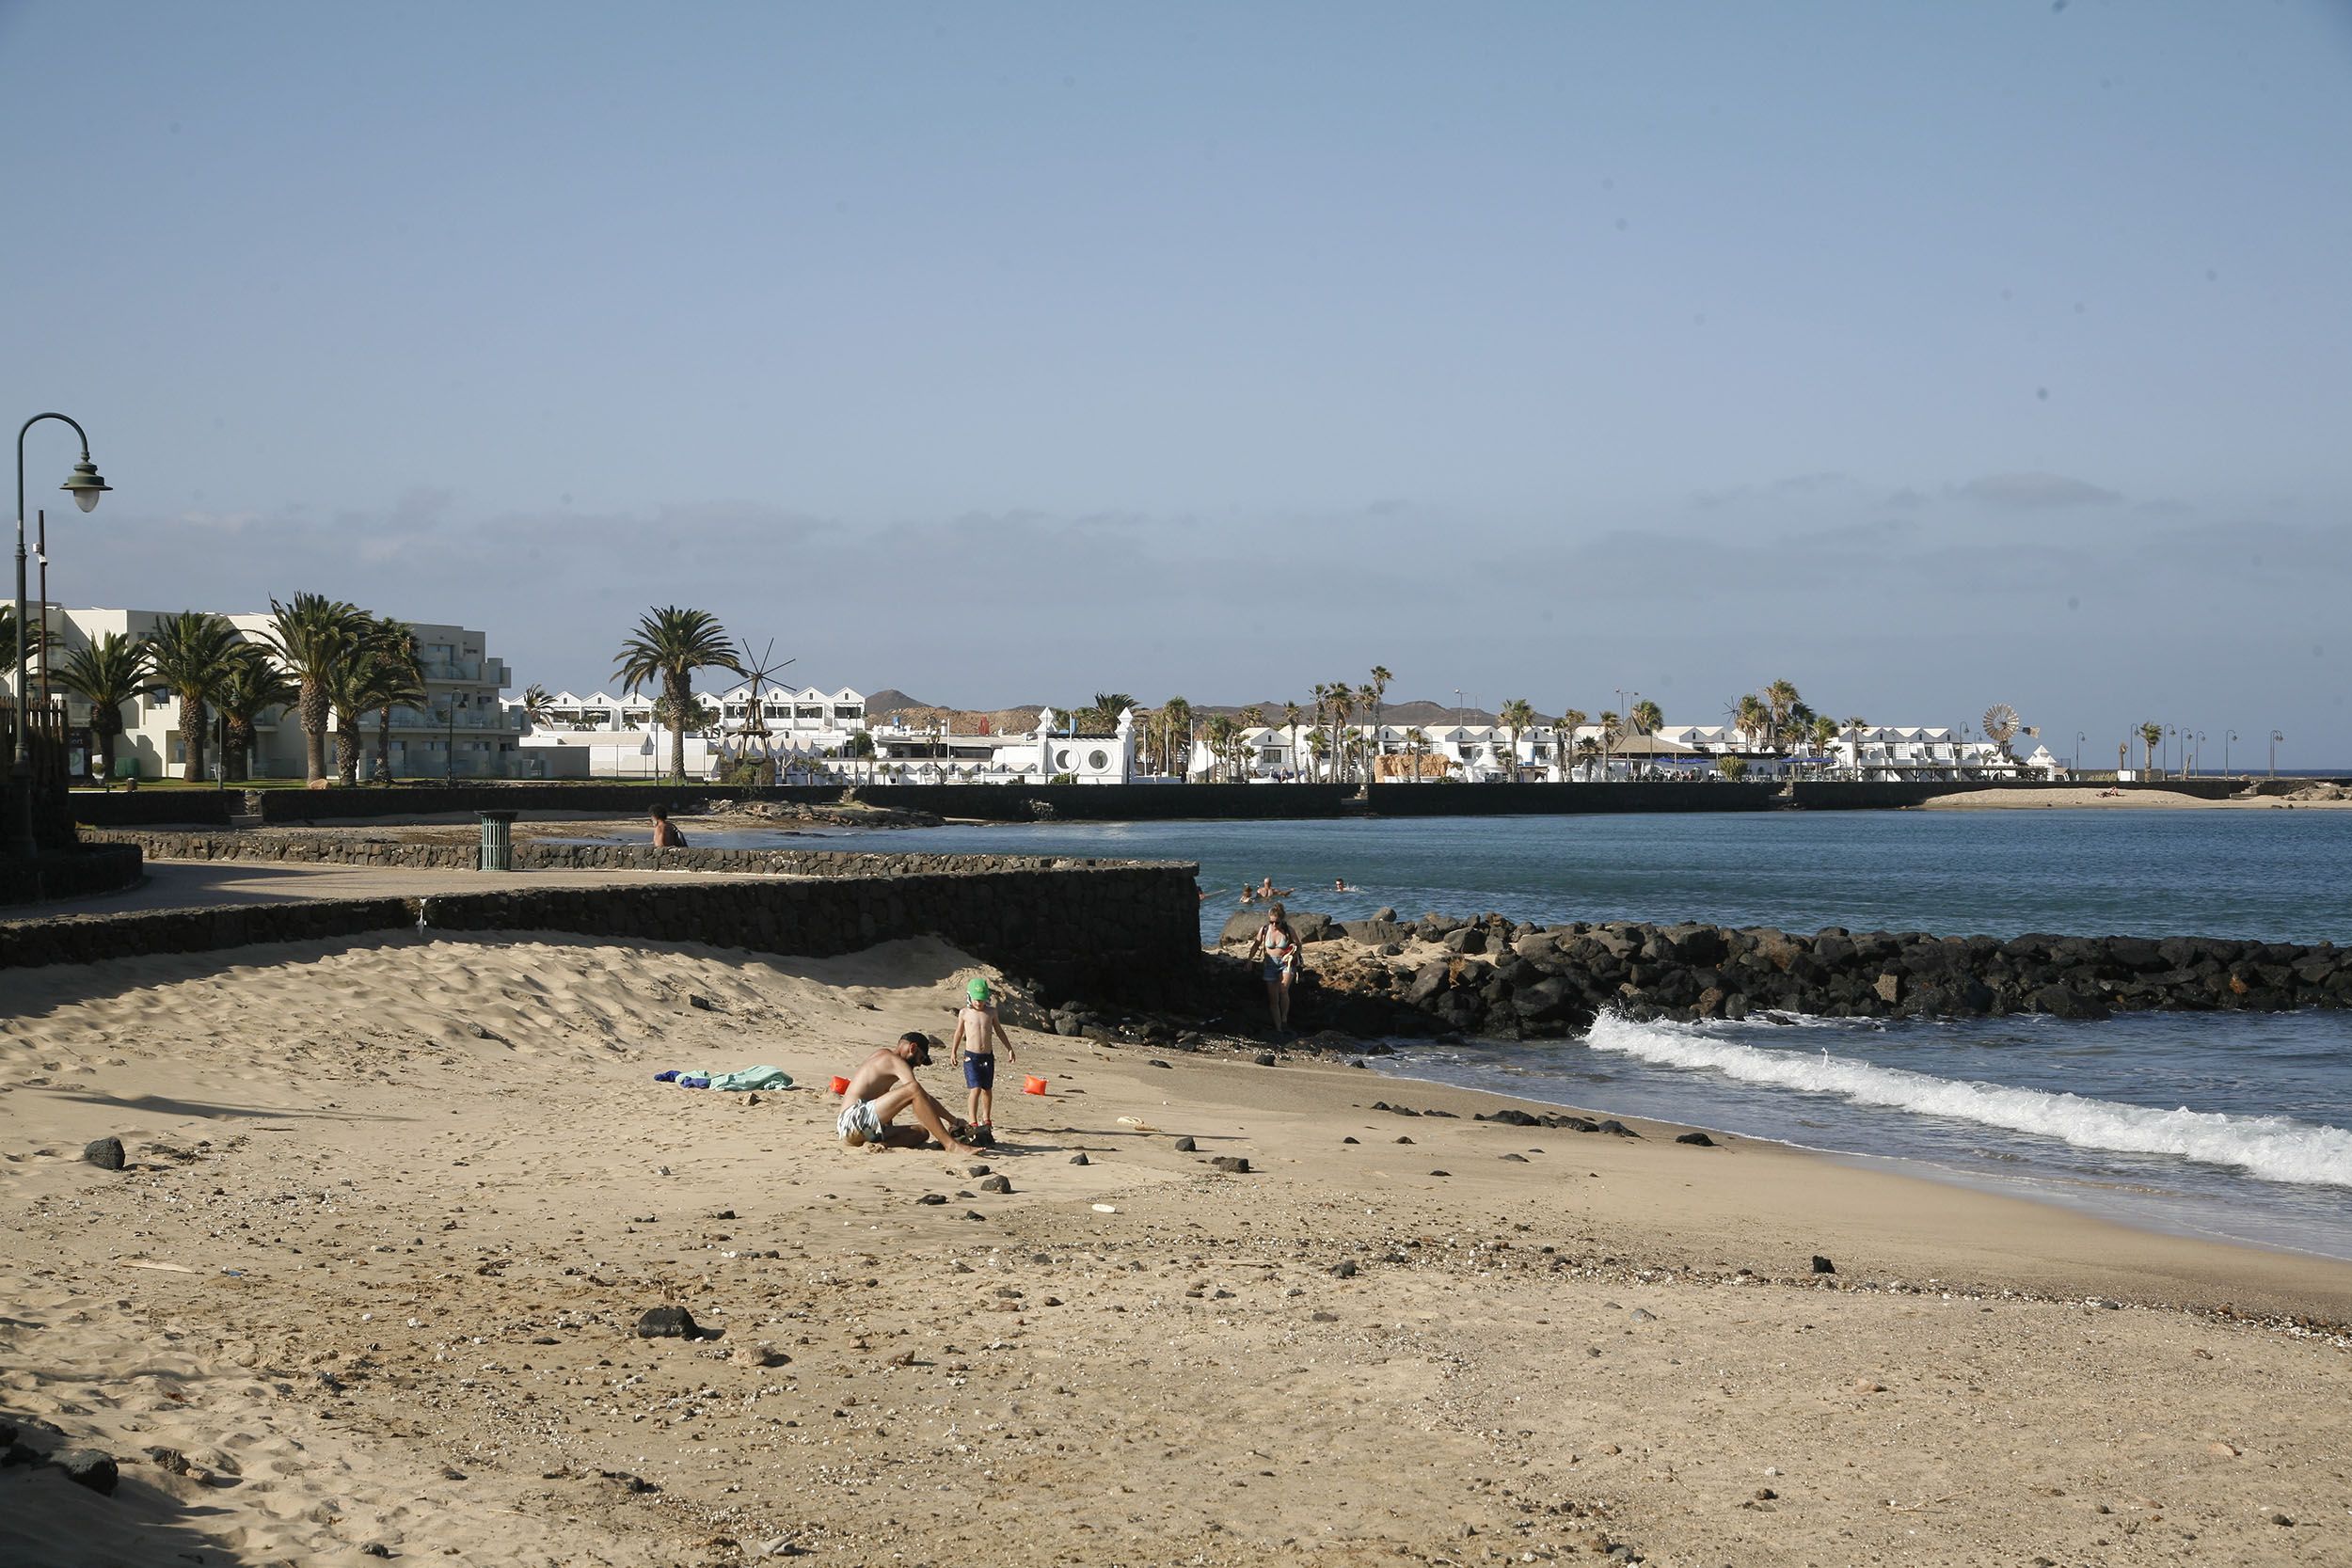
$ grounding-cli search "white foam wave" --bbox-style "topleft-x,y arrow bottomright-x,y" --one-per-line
1584,1013 -> 2352,1189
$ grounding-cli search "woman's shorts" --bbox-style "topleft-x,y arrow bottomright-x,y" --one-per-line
961,1053 -> 996,1091
1263,958 -> 1294,984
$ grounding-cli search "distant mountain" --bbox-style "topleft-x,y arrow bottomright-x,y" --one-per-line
864,689 -> 1057,736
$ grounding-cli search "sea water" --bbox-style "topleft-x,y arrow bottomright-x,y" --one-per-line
688,811 -> 2352,1258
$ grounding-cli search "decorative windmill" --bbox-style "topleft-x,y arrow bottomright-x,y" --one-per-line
1980,703 -> 2023,761
731,640 -> 797,774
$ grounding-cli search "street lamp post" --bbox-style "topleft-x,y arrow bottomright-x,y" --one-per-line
2226,730 -> 2237,774
444,692 -> 469,783
2193,732 -> 2204,777
2270,730 -> 2283,778
13,414 -> 111,859
2074,731 -> 2085,774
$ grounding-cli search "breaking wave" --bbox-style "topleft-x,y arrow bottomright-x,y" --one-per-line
1583,1012 -> 2352,1189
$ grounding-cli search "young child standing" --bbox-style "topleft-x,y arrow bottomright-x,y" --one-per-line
948,976 -> 1015,1142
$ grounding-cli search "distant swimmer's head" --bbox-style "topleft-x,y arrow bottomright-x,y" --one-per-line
967,976 -> 991,1003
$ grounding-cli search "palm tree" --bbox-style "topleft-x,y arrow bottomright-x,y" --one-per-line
1597,710 -> 1622,778
1630,698 -> 1663,736
1327,682 -> 1352,781
361,619 -> 427,783
519,682 -> 557,731
1367,666 -> 1392,762
0,603 -> 48,700
1355,683 -> 1380,777
1089,691 -> 1137,730
2138,721 -> 2164,775
322,647 -> 375,786
54,631 -> 149,784
214,643 -> 297,783
1733,692 -> 1769,752
1718,755 -> 1750,782
614,607 -> 743,782
264,594 -> 367,784
1405,725 -> 1429,782
1497,698 -> 1536,783
1201,714 -> 1238,783
1843,716 -> 1869,779
1574,735 -> 1603,778
1306,726 -> 1331,781
1280,701 -> 1303,781
1764,679 -> 1803,747
1557,708 -> 1587,780
143,610 -> 245,782
1159,695 -> 1192,778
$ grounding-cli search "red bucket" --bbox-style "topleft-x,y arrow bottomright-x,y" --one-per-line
1023,1075 -> 1049,1096
829,1075 -> 850,1095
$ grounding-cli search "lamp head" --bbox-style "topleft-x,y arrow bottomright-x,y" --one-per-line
62,460 -> 109,513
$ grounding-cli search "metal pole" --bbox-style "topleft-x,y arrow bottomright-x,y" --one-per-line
15,415 -> 102,858
2074,732 -> 2084,773
34,510 -> 46,705
2270,731 -> 2282,777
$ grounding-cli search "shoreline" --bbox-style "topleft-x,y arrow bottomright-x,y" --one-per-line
6,931 -> 2351,1565
1362,1043 -> 2352,1271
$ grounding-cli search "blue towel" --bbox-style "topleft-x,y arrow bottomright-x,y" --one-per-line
653,1069 -> 679,1083
677,1074 -> 711,1089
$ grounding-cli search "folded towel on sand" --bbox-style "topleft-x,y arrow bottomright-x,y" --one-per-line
707,1066 -> 794,1092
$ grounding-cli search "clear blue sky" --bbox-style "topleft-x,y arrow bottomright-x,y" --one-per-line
5,1 -> 2348,763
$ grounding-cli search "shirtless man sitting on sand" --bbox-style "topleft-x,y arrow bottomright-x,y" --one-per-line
835,1032 -> 983,1155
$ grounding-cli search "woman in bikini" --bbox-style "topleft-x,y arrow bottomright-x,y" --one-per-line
1246,901 -> 1302,1035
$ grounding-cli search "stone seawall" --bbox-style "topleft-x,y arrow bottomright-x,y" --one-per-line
0,844 -> 147,908
0,860 -> 1202,1009
73,777 -> 2321,832
1269,911 -> 2352,1039
80,828 -> 1152,880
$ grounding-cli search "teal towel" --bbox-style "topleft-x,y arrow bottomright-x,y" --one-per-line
707,1066 -> 794,1092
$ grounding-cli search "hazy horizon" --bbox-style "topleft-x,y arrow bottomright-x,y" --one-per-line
6,2 -> 2347,765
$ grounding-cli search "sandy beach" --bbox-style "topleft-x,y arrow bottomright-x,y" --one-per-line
1922,785 -> 2352,810
5,931 -> 2349,1566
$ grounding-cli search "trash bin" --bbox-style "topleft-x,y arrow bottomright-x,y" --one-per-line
478,810 -> 518,872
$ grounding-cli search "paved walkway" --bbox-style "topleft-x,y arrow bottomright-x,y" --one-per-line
24,859 -> 786,917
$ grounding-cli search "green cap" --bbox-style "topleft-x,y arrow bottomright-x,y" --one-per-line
967,976 -> 991,1002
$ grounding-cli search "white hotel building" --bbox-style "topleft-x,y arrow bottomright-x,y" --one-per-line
515,693 -> 1145,784
516,684 -> 871,779
35,607 -> 516,782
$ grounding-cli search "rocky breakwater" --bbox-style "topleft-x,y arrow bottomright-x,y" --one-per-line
1221,908 -> 2352,1039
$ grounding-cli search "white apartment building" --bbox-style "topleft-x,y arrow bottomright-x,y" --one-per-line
1192,721 -> 2062,784
515,684 -> 869,779
38,607 -> 516,781
514,695 -> 1146,784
